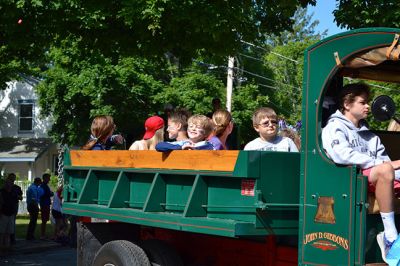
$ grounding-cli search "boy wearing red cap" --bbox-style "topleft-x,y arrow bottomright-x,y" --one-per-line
129,116 -> 165,150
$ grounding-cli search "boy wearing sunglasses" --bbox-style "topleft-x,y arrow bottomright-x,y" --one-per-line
244,107 -> 298,152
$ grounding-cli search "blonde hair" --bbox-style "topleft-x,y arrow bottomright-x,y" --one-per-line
252,107 -> 277,126
188,115 -> 214,136
387,119 -> 400,132
129,127 -> 164,150
82,115 -> 115,150
146,127 -> 164,150
212,110 -> 232,137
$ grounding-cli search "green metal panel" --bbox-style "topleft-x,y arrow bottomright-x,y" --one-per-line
64,169 -> 88,202
97,171 -> 119,205
128,173 -> 154,209
207,176 -> 255,222
63,150 -> 300,238
108,172 -> 129,208
164,174 -> 195,213
232,151 -> 261,177
77,170 -> 98,204
299,28 -> 400,265
143,173 -> 165,212
183,175 -> 207,217
255,152 -> 300,234
354,174 -> 368,266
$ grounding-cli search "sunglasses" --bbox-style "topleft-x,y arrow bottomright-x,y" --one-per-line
258,120 -> 277,128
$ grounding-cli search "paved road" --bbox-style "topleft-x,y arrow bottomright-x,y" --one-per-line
0,247 -> 77,266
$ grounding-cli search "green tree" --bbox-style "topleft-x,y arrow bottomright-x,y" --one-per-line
1,0 -> 322,145
231,84 -> 271,144
0,0 -> 316,88
219,7 -> 325,145
262,8 -> 323,124
332,1 -> 400,130
36,37 -> 166,145
333,0 -> 400,29
153,68 -> 225,115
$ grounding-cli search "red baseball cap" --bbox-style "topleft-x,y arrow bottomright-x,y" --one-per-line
143,116 -> 164,140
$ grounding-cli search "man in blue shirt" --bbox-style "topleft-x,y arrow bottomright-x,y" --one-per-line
26,177 -> 42,240
39,173 -> 54,239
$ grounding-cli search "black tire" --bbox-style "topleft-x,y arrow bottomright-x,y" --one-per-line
141,239 -> 183,266
92,240 -> 151,266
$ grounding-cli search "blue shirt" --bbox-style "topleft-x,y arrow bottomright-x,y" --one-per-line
26,184 -> 42,205
155,140 -> 214,152
91,135 -> 120,150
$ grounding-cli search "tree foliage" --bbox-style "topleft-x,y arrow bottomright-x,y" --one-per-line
36,37 -> 166,145
236,8 -> 323,133
231,84 -> 271,143
332,1 -> 400,130
1,1 -> 328,146
0,0 -> 316,89
153,69 -> 225,115
333,0 -> 400,29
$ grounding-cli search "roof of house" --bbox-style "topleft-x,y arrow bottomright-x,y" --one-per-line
0,138 -> 55,162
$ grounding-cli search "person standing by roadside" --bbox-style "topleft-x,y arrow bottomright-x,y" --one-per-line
39,173 -> 53,240
6,173 -> 22,245
26,177 -> 42,240
51,185 -> 66,240
0,178 -> 18,250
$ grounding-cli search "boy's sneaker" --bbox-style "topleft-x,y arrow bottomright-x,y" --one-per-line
376,232 -> 394,263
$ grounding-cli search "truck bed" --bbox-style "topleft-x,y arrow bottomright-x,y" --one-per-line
62,150 -> 300,238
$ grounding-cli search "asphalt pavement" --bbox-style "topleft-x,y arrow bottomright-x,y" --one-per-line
0,239 -> 76,266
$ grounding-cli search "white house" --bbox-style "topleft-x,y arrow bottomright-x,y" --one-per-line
0,80 -> 59,181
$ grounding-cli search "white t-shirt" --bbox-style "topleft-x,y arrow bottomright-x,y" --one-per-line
244,136 -> 298,152
52,193 -> 62,212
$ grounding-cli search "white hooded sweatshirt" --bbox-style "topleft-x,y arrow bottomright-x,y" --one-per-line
322,110 -> 391,170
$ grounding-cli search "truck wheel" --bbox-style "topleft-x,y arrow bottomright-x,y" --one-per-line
141,239 -> 183,266
92,240 -> 150,266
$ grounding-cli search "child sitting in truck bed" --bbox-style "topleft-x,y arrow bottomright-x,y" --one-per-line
129,115 -> 165,150
244,107 -> 298,152
321,83 -> 400,263
156,114 -> 214,151
166,108 -> 190,142
82,115 -> 124,150
208,109 -> 234,150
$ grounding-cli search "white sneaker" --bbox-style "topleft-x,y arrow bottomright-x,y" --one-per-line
377,232 -> 394,263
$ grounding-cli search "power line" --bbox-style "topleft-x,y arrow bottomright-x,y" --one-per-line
345,77 -> 397,92
233,66 -> 299,90
241,40 -> 299,64
238,53 -> 264,62
195,59 -> 300,91
257,83 -> 277,90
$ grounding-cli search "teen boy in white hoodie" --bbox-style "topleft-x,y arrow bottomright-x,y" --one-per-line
322,83 -> 400,262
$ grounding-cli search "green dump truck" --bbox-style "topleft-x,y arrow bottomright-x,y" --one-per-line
62,28 -> 400,265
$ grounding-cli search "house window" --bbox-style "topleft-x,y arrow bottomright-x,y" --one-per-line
18,100 -> 34,132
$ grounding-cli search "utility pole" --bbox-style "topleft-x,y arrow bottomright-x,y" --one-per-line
226,56 -> 234,112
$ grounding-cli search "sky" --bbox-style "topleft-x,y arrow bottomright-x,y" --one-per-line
307,1 -> 344,36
